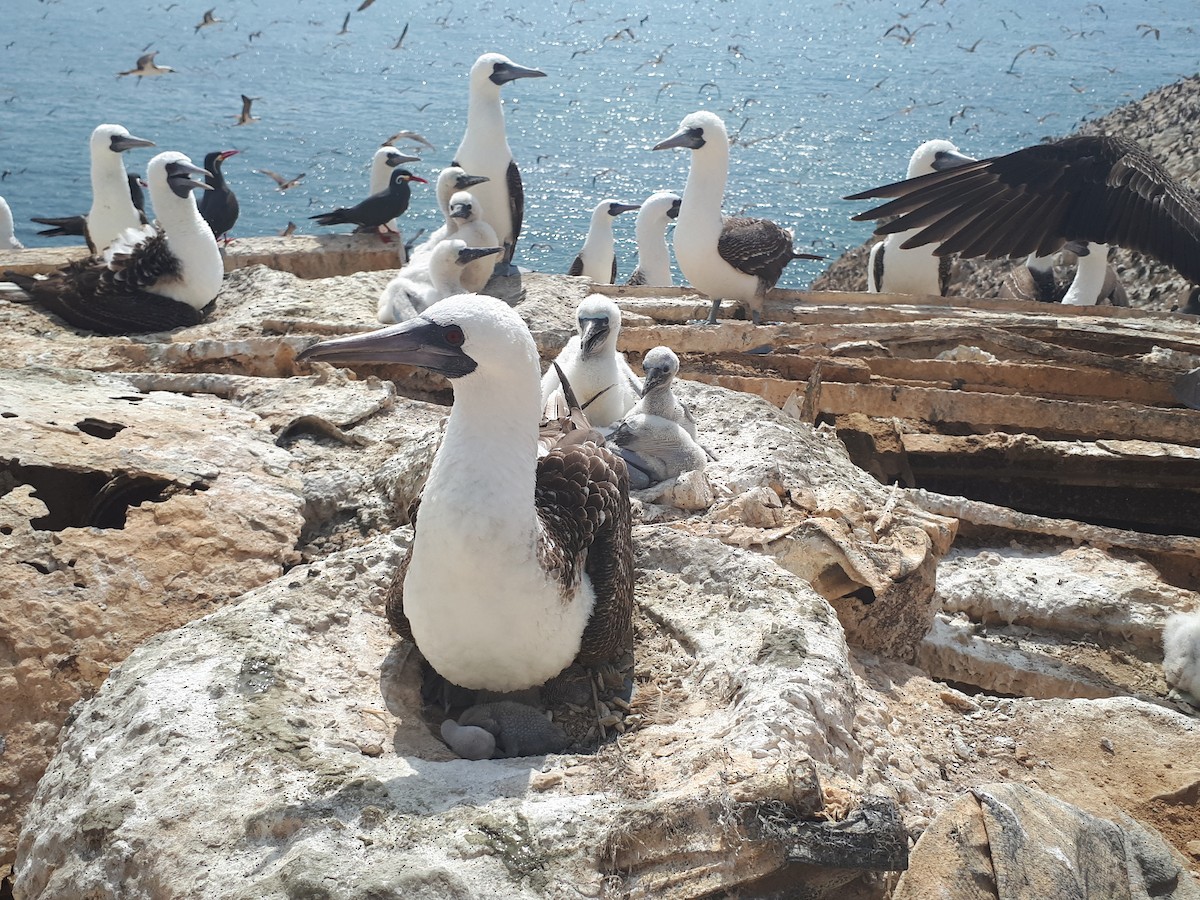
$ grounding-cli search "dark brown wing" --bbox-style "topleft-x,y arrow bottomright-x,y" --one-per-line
534,442 -> 633,666
625,267 -> 647,286
937,255 -> 952,297
848,135 -> 1200,282
718,216 -> 795,288
567,253 -> 584,276
507,159 -> 524,259
384,497 -> 419,643
610,254 -> 617,285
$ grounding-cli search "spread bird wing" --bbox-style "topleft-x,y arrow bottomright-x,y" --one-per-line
718,216 -> 795,285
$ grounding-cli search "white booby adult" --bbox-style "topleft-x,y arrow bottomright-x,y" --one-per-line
364,147 -> 420,259
31,174 -> 146,242
298,294 -> 634,692
567,199 -> 641,284
82,124 -> 157,253
846,134 -> 1200,301
865,139 -> 975,296
452,53 -> 546,277
377,240 -> 502,324
653,111 -> 823,325
626,191 -> 681,287
1000,241 -> 1128,306
541,295 -> 642,428
5,151 -> 223,335
0,197 -> 23,250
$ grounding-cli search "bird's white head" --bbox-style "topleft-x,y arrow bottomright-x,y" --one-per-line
906,139 -> 975,177
147,151 -> 213,202
576,295 -> 622,357
640,190 -> 682,223
470,52 -> 546,94
448,190 -> 480,221
653,110 -> 728,153
596,198 -> 641,221
432,238 -> 503,272
91,123 -> 156,156
375,146 -> 420,170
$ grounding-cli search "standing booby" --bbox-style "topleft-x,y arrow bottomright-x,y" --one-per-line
117,51 -> 175,82
1000,241 -> 1129,306
626,191 -> 681,287
443,191 -> 501,292
197,149 -> 240,243
81,124 -> 157,253
298,294 -> 634,692
653,111 -> 823,325
408,167 -> 491,265
568,199 -> 641,284
845,134 -> 1200,301
541,295 -> 642,428
452,53 -> 546,277
377,239 -> 502,323
865,139 -> 976,296
32,175 -> 147,241
309,167 -> 426,232
5,151 -> 223,334
1,197 -> 23,250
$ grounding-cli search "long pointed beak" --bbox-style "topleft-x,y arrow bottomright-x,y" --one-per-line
218,149 -> 241,161
457,246 -> 503,264
112,134 -> 157,152
457,174 -> 490,189
579,316 -> 610,354
640,365 -> 669,395
931,149 -> 976,171
298,319 -> 477,378
652,128 -> 698,152
492,62 -> 547,83
388,153 -> 421,166
167,160 -> 214,191
610,203 -> 641,216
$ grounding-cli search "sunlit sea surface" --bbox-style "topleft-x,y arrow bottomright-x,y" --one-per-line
2,0 -> 1196,286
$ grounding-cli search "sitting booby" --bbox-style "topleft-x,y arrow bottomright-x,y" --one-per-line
626,191 -> 681,287
653,111 -> 823,325
1000,241 -> 1129,306
309,167 -> 426,233
377,239 -> 502,323
298,294 -> 634,693
5,151 -> 223,335
865,139 -> 975,296
117,51 -> 175,83
407,167 -> 491,265
452,53 -> 546,276
846,134 -> 1200,303
31,174 -> 146,241
197,149 -> 240,243
626,346 -> 697,437
1,197 -> 23,250
568,199 -> 641,284
541,295 -> 642,428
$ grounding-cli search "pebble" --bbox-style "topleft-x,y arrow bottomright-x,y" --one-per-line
939,690 -> 980,713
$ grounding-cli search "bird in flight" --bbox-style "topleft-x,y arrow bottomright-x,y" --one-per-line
255,169 -> 305,191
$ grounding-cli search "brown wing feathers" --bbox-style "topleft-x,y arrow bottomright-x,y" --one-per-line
718,216 -> 794,287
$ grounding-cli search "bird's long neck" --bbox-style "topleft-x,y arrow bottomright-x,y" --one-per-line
635,214 -> 671,278
583,214 -> 615,260
0,199 -> 16,246
680,142 -> 729,228
1061,244 -> 1108,306
369,160 -> 389,195
89,151 -> 139,247
153,191 -> 224,307
463,89 -> 511,158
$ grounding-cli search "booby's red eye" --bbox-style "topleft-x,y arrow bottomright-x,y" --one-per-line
443,325 -> 465,347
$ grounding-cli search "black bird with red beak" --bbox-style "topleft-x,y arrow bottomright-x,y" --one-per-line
310,167 -> 427,235
198,149 -> 241,243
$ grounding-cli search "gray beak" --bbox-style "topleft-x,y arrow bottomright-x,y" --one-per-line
387,153 -> 421,167
449,202 -> 472,220
640,365 -> 670,395
455,174 -> 490,189
111,133 -> 157,153
653,127 -> 704,152
608,202 -> 641,217
456,246 -> 503,264
491,62 -> 547,84
297,318 -> 478,379
931,149 -> 976,171
166,160 -> 213,197
579,316 -> 610,354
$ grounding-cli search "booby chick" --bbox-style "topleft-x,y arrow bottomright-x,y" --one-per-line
407,166 -> 490,265
0,197 -> 23,250
298,294 -> 634,693
846,134 -> 1200,304
441,191 -> 501,291
626,191 -> 681,287
653,110 -> 823,325
80,124 -> 157,253
197,149 -> 240,243
626,346 -> 697,437
452,52 -> 546,276
568,199 -> 641,284
377,239 -> 502,324
541,295 -> 642,428
1000,241 -> 1129,306
5,151 -> 223,335
309,167 -> 426,234
865,139 -> 975,296
1163,611 -> 1200,706
31,174 -> 146,241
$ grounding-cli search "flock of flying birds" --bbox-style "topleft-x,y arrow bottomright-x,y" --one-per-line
3,40 -> 1200,756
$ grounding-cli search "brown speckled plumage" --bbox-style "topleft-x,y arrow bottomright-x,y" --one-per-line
717,216 -> 795,292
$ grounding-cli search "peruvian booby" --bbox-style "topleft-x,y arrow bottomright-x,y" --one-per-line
626,191 -> 681,287
443,191 -> 501,292
653,110 -> 823,325
407,166 -> 491,265
197,149 -> 240,243
568,199 -> 641,284
233,94 -> 259,126
1000,241 -> 1129,306
117,51 -> 175,83
5,151 -> 223,334
32,174 -> 147,241
81,124 -> 157,254
298,294 -> 634,692
541,295 -> 642,428
452,53 -> 546,276
377,239 -> 502,324
309,167 -> 426,232
865,139 -> 975,296
846,134 -> 1200,300
1,196 -> 23,250
626,346 -> 697,438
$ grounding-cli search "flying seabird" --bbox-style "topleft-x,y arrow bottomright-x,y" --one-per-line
1,196 -> 23,250
77,124 -> 157,253
5,151 -> 223,334
652,110 -> 823,324
383,130 -> 437,153
31,174 -> 147,241
309,167 -> 426,232
256,169 -> 305,192
197,149 -> 240,243
117,51 -> 175,83
846,134 -> 1200,304
233,95 -> 259,126
568,199 -> 641,284
626,190 -> 681,286
864,139 -> 975,296
541,295 -> 642,428
452,53 -> 546,277
194,7 -> 222,32
407,166 -> 490,265
1000,241 -> 1129,306
298,294 -> 634,693
377,239 -> 502,323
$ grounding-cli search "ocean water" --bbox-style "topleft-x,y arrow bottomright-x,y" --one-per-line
2,0 -> 1196,287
